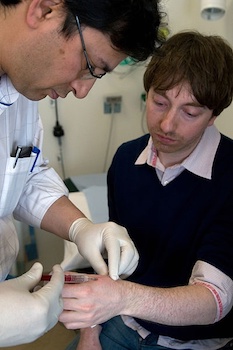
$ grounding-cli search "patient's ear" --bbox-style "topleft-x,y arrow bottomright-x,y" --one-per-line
26,0 -> 62,29
208,115 -> 217,126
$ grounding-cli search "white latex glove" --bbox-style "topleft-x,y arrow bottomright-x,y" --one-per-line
69,218 -> 139,280
0,262 -> 64,346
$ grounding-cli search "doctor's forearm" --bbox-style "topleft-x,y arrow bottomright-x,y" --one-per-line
41,196 -> 85,239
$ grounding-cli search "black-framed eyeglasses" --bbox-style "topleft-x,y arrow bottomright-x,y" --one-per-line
75,15 -> 106,79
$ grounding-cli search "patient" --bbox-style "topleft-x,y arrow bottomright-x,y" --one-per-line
61,31 -> 233,350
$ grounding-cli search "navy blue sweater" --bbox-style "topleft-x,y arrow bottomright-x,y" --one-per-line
107,133 -> 233,340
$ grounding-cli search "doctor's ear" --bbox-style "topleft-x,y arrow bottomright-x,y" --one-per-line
26,0 -> 63,29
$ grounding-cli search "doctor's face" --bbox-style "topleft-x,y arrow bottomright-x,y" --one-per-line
8,20 -> 126,101
146,83 -> 216,166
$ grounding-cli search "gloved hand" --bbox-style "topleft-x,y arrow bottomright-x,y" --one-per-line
0,262 -> 64,347
69,218 -> 139,280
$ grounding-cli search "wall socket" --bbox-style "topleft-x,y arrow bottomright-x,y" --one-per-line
104,96 -> 122,114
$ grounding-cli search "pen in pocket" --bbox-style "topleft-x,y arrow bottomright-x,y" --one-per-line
13,145 -> 32,168
30,146 -> 40,172
13,146 -> 22,168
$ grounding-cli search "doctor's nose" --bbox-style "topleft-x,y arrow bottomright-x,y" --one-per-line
160,109 -> 177,133
71,78 -> 97,99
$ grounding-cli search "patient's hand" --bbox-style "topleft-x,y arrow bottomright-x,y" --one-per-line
77,325 -> 102,350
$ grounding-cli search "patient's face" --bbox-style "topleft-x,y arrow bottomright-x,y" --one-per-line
146,83 -> 216,166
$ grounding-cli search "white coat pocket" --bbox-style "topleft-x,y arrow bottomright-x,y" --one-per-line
0,155 -> 36,217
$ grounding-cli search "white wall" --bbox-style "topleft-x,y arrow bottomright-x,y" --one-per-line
39,63 -> 147,180
33,0 -> 233,272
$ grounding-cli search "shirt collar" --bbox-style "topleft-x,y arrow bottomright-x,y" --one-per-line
135,125 -> 221,180
0,74 -> 19,115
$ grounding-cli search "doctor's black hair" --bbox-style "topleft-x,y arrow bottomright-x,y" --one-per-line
62,0 -> 165,61
0,0 -> 165,62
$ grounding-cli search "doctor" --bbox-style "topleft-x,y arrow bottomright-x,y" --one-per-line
0,0 -> 163,346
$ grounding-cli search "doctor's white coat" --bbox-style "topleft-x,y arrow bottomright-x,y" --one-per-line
0,75 -> 68,281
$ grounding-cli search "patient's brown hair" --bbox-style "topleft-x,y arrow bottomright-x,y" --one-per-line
144,31 -> 233,116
